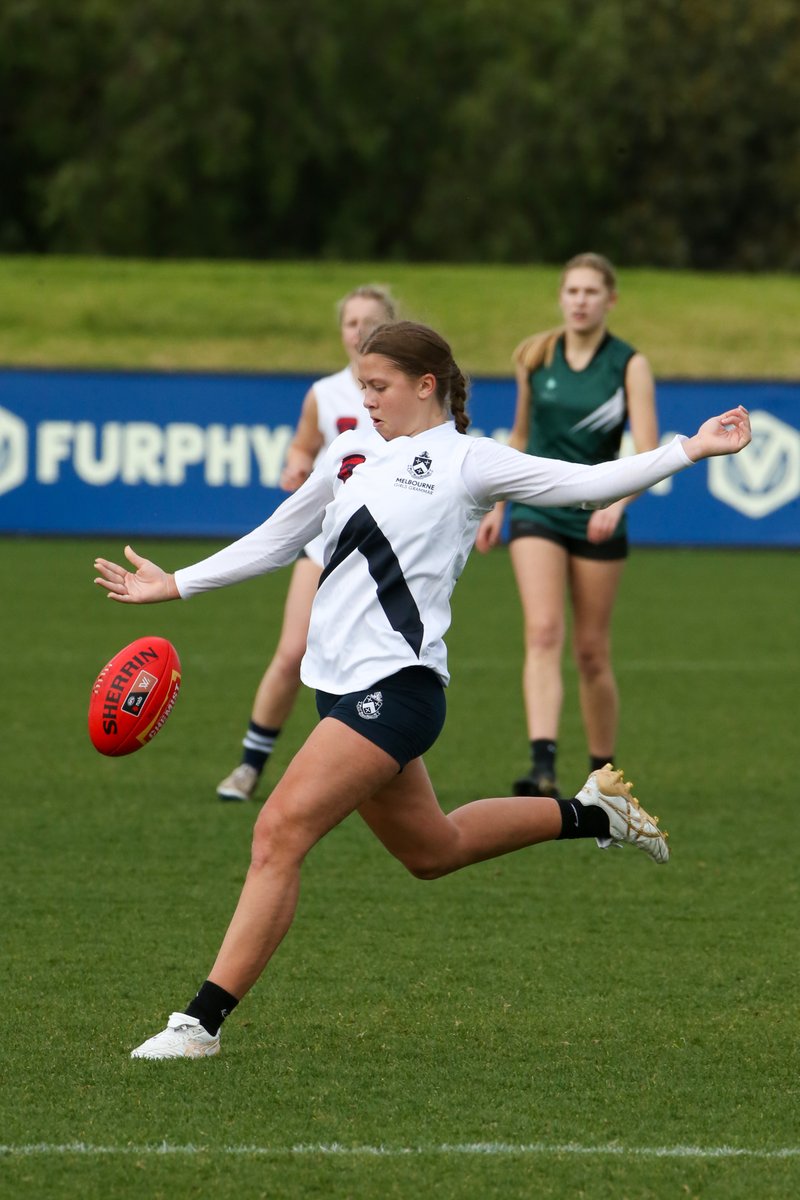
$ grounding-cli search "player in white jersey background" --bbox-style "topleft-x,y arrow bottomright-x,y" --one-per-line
216,284 -> 397,802
94,321 -> 752,1060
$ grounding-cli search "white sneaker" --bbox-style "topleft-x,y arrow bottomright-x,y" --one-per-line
577,764 -> 669,865
216,763 -> 260,802
130,1012 -> 221,1059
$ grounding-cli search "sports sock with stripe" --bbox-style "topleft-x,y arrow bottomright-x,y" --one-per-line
241,721 -> 280,772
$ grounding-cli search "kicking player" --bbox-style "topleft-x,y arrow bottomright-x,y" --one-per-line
94,320 -> 751,1059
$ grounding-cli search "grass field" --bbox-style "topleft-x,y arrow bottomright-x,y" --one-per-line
2,536 -> 798,1199
2,253 -> 797,1195
2,254 -> 800,378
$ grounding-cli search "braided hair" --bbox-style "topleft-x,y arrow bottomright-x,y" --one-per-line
359,321 -> 471,434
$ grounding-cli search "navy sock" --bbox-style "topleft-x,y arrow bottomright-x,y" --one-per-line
556,798 -> 611,840
241,722 -> 281,772
185,980 -> 239,1036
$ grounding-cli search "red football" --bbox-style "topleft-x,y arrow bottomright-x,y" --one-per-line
88,636 -> 181,757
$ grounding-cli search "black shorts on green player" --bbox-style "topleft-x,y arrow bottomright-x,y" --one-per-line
509,516 -> 628,560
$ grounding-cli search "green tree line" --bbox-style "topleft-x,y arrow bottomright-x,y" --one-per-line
2,0 -> 798,268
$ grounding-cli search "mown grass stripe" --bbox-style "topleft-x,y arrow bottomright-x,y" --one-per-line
1,1142 -> 798,1160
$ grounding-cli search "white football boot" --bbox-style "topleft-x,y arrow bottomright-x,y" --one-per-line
130,1013 -> 220,1059
577,764 -> 669,865
216,763 -> 259,802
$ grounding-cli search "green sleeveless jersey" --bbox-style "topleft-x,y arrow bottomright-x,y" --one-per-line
510,332 -> 635,538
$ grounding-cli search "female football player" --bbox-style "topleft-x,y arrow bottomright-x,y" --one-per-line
94,320 -> 751,1059
476,254 -> 657,800
216,283 -> 396,801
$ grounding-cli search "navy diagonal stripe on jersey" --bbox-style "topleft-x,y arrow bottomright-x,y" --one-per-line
319,505 -> 424,656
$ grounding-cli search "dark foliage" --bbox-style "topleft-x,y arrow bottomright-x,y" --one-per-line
1,0 -> 797,267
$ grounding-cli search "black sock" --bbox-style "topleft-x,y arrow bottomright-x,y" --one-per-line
590,754 -> 612,773
532,738 -> 557,775
556,798 -> 612,840
242,722 -> 281,772
185,980 -> 239,1036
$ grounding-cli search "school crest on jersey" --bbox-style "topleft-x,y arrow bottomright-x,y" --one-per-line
356,690 -> 383,720
408,451 -> 433,478
338,453 -> 366,482
337,417 -> 358,434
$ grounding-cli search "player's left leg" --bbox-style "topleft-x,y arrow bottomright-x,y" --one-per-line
568,555 -> 626,767
359,757 -> 563,878
358,755 -> 667,879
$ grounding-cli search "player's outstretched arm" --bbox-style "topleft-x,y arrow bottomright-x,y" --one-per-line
94,545 -> 180,604
682,406 -> 751,462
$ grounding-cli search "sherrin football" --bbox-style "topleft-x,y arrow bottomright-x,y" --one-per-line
88,636 -> 181,756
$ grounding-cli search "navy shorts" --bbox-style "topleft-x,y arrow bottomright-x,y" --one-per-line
315,666 -> 446,770
509,518 -> 629,561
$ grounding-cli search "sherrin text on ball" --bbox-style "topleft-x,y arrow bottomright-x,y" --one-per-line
88,636 -> 181,756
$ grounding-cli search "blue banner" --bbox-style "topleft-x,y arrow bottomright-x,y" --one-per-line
1,367 -> 798,545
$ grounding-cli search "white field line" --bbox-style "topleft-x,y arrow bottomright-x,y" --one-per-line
1,1141 -> 799,1161
616,660 -> 798,672
460,658 -> 798,673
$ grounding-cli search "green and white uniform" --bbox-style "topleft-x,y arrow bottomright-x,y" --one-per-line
510,332 -> 635,540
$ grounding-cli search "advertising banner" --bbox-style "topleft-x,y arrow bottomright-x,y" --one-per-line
1,367 -> 797,545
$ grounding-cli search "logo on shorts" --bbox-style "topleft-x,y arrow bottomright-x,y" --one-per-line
356,690 -> 383,720
408,451 -> 432,478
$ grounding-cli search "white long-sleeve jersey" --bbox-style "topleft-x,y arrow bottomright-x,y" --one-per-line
176,423 -> 693,692
302,365 -> 366,565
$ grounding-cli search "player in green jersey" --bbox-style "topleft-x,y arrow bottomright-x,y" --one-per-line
476,253 -> 659,799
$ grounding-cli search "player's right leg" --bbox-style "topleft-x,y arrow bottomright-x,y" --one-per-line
134,717 -> 403,1058
508,535 -> 569,798
568,554 -> 625,773
217,557 -> 321,801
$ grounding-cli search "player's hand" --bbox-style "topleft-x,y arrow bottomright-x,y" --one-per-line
280,463 -> 311,492
586,500 -> 625,543
475,507 -> 504,554
93,545 -> 180,603
684,406 -> 752,462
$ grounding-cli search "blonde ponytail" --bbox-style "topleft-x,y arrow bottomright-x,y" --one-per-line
513,327 -> 563,374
